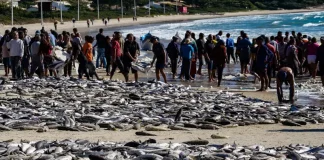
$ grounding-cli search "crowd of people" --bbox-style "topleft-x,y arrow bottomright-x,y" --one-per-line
1,26 -> 324,95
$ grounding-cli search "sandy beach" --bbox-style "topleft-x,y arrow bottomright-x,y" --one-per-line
1,8 -> 321,36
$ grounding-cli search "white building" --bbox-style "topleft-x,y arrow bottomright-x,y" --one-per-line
0,0 -> 20,7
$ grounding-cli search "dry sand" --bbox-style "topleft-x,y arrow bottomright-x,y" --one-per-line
2,124 -> 324,147
1,9 -> 321,36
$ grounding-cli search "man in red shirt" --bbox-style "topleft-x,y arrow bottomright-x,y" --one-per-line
265,37 -> 276,88
110,33 -> 128,82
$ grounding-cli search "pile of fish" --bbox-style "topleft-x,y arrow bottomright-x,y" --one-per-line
0,139 -> 323,159
0,78 -> 323,132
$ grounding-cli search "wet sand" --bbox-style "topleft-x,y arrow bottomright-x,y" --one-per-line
3,124 -> 324,147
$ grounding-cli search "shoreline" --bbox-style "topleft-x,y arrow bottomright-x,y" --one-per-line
2,8 -> 322,36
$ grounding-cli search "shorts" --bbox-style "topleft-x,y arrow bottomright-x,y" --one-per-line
257,67 -> 267,75
43,56 -> 53,69
207,60 -> 217,70
307,55 -> 316,64
155,63 -> 165,69
124,62 -> 137,74
3,57 -> 10,68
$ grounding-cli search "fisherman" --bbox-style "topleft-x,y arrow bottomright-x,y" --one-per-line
204,34 -> 215,82
166,36 -> 180,79
255,36 -> 272,91
123,34 -> 140,82
277,67 -> 295,103
151,36 -> 167,83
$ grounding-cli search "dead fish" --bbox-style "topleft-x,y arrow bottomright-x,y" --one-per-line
145,125 -> 170,131
211,134 -> 229,139
135,131 -> 157,136
281,120 -> 301,126
183,140 -> 209,145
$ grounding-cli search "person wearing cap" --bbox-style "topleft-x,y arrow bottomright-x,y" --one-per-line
0,30 -> 11,76
255,36 -> 273,91
151,36 -> 167,83
196,33 -> 205,75
226,33 -> 235,64
277,67 -> 295,103
166,36 -> 180,79
316,37 -> 324,86
180,38 -> 194,81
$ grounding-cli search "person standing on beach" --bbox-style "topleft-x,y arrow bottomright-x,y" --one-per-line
7,31 -> 24,80
284,31 -> 289,42
19,31 -> 30,78
237,33 -> 251,75
151,36 -> 167,83
277,37 -> 287,67
316,37 -> 324,86
54,20 -> 58,30
118,17 -> 120,22
123,34 -> 140,82
196,33 -> 205,75
63,34 -> 73,77
110,34 -> 127,81
29,34 -> 43,78
105,19 -> 108,26
276,67 -> 295,103
72,18 -> 76,27
82,36 -> 102,80
265,37 -> 275,88
105,36 -> 112,76
270,36 -> 279,76
94,28 -> 107,69
286,39 -> 300,77
204,34 -> 215,82
226,33 -> 235,64
180,38 -> 194,81
87,19 -> 90,28
307,37 -> 319,79
255,36 -> 272,91
166,36 -> 180,79
0,30 -> 11,76
213,39 -> 227,87
190,32 -> 198,79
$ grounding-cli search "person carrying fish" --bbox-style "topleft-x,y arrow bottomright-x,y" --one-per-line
123,34 -> 140,82
276,67 -> 295,103
150,36 -> 167,83
166,36 -> 180,79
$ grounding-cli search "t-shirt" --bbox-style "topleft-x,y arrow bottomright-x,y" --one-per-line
96,33 -> 106,48
152,42 -> 165,64
196,39 -> 205,55
111,40 -> 122,58
226,38 -> 235,48
82,42 -> 93,62
123,40 -> 139,63
307,43 -> 319,56
31,41 -> 40,56
205,40 -> 215,59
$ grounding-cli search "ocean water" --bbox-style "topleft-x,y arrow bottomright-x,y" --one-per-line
120,11 -> 324,41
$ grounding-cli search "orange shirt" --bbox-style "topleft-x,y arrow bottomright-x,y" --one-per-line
82,42 -> 93,62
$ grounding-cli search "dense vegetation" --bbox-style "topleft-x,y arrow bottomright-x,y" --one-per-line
0,0 -> 323,25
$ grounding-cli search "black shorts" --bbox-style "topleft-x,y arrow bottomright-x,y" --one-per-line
43,56 -> 53,69
124,62 -> 137,74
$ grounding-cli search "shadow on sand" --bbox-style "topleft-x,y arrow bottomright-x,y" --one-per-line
269,129 -> 324,133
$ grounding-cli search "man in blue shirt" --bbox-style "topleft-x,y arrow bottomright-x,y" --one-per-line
256,36 -> 273,91
180,38 -> 194,81
226,33 -> 235,64
237,33 -> 252,74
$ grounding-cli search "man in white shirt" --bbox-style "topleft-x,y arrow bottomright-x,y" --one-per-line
7,31 -> 24,79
